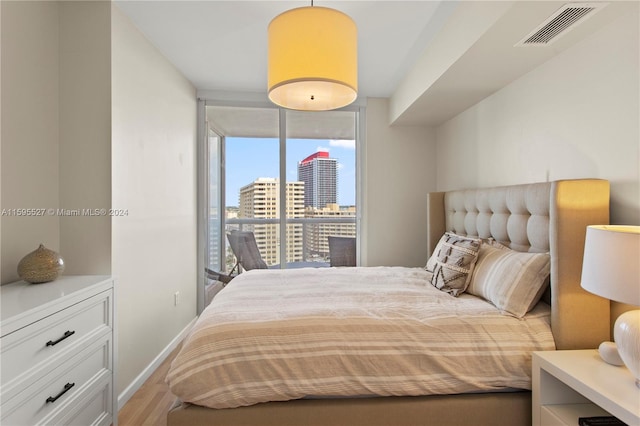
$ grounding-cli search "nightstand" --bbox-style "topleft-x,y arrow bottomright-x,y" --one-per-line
532,350 -> 640,426
1,275 -> 116,426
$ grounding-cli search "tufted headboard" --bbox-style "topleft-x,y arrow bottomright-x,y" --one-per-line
426,179 -> 610,350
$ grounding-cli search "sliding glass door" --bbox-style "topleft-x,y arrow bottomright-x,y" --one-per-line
198,109 -> 224,312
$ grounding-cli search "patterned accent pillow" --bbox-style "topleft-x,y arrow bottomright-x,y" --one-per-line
482,238 -> 509,249
468,244 -> 550,317
425,233 -> 481,296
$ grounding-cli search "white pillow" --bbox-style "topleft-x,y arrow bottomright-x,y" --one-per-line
468,243 -> 550,317
425,232 -> 481,296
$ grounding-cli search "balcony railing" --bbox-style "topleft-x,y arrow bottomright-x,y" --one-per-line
224,217 -> 356,269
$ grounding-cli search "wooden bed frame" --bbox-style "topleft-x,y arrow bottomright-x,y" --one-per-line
167,179 -> 610,426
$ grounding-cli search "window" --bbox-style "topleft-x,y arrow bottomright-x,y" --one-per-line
199,104 -> 360,308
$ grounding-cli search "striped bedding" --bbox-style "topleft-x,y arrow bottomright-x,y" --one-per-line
166,266 -> 555,409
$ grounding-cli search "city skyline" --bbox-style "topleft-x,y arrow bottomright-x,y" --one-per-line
234,178 -> 355,267
225,137 -> 356,207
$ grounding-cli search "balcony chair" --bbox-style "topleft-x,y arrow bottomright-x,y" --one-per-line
227,230 -> 269,274
327,236 -> 356,267
204,267 -> 234,286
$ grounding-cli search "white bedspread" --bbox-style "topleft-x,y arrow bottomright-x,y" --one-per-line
166,267 -> 555,409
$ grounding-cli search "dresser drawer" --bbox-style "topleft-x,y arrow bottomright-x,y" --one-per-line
1,335 -> 111,426
1,289 -> 111,387
44,372 -> 113,426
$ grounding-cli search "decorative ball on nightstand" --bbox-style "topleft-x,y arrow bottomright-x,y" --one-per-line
17,244 -> 65,284
598,341 -> 624,366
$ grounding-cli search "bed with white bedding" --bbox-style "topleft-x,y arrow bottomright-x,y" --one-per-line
166,179 -> 611,426
167,267 -> 555,409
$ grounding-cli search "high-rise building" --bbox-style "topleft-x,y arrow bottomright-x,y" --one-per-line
304,204 -> 356,258
238,178 -> 304,266
297,151 -> 337,208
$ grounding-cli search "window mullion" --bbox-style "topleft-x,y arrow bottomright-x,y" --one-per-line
278,108 -> 287,269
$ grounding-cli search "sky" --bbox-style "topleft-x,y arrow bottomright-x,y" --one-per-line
225,137 -> 356,207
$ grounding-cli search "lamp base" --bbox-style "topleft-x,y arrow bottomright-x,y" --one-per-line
613,310 -> 640,387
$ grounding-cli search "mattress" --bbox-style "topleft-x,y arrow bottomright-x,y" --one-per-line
166,266 -> 555,409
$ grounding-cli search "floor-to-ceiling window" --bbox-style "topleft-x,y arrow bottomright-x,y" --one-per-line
285,110 -> 357,266
199,103 -> 360,309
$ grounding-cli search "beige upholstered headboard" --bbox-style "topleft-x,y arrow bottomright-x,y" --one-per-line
426,179 -> 610,350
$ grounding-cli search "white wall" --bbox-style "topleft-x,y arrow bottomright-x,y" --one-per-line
2,0 -> 197,402
1,1 -> 60,283
435,9 -> 639,226
111,4 -> 198,397
362,98 -> 436,266
1,1 -> 112,284
59,1 -> 112,276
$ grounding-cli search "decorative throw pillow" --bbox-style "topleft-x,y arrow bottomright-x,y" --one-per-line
482,238 -> 509,249
468,244 -> 550,317
425,232 -> 481,296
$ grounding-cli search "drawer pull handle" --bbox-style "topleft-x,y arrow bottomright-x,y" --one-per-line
46,382 -> 75,403
46,330 -> 75,347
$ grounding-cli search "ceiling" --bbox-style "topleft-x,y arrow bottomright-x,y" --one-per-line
115,0 -> 635,129
115,0 -> 449,98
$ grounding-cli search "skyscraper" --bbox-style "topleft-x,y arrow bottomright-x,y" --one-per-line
238,178 -> 304,266
297,151 -> 337,208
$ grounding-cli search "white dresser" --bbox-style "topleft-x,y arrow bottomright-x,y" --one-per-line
1,275 -> 116,426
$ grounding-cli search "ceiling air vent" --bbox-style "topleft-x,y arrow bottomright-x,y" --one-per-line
515,3 -> 607,47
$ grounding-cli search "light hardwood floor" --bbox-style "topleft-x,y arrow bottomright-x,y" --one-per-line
118,345 -> 181,426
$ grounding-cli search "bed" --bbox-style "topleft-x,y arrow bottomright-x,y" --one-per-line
167,179 -> 611,426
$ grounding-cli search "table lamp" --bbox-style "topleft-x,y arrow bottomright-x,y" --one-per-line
581,225 -> 640,388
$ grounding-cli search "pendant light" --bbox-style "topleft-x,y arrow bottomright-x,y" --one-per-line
267,2 -> 357,111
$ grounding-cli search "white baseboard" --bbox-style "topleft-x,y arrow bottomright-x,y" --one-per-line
117,316 -> 197,410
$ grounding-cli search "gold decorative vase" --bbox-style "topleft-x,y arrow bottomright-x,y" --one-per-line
17,244 -> 65,284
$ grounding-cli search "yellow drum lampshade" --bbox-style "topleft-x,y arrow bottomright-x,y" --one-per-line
268,6 -> 357,111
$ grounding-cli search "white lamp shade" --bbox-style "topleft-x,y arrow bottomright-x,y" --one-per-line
581,225 -> 640,306
268,6 -> 357,111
